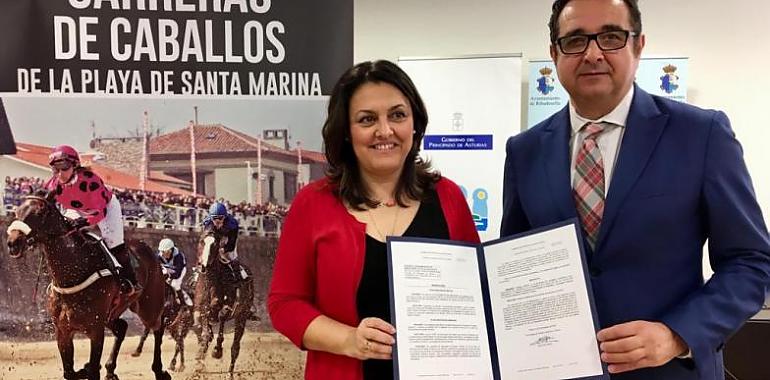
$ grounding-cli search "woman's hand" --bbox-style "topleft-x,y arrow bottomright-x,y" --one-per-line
345,317 -> 396,360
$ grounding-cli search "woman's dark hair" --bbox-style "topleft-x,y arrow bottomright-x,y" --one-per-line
322,60 -> 439,210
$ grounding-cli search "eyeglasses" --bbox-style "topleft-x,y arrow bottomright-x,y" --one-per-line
556,30 -> 637,55
51,161 -> 73,172
212,215 -> 225,221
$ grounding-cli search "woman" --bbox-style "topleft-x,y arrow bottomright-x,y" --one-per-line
44,144 -> 139,295
268,60 -> 479,380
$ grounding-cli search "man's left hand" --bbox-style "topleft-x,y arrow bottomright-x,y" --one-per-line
597,320 -> 688,373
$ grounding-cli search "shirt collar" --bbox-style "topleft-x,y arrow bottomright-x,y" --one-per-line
64,172 -> 79,186
570,85 -> 634,134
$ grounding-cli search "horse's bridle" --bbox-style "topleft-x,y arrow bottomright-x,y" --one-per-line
15,196 -> 79,247
15,196 -> 48,247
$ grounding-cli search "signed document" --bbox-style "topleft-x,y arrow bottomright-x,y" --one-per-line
387,220 -> 606,380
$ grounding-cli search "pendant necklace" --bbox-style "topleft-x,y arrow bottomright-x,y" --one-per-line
367,203 -> 401,240
377,199 -> 397,208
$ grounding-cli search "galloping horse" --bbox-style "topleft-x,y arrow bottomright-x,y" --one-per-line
195,233 -> 254,377
5,194 -> 171,380
132,268 -> 196,372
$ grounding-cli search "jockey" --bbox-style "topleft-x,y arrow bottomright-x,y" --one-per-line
157,238 -> 193,306
202,202 -> 248,282
200,202 -> 260,323
44,144 -> 140,296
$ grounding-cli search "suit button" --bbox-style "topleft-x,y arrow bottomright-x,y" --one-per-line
589,267 -> 602,277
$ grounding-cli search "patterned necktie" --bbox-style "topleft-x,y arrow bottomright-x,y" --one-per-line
573,122 -> 607,249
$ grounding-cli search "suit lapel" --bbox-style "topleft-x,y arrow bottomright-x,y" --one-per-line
595,86 -> 669,252
539,106 -> 576,222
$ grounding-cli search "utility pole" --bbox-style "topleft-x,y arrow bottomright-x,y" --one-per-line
256,137 -> 263,204
296,140 -> 303,191
245,160 -> 253,203
189,120 -> 197,194
139,111 -> 149,191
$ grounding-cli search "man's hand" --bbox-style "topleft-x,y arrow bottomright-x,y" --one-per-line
597,320 -> 688,374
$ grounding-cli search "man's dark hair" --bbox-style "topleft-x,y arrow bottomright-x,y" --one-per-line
548,0 -> 642,43
322,60 -> 439,210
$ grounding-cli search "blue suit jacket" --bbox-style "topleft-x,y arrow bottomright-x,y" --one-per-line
501,85 -> 770,379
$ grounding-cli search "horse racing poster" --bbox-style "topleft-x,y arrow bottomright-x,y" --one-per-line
0,1 -> 352,379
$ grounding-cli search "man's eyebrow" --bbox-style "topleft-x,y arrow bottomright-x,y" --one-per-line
560,24 -> 626,38
600,24 -> 626,32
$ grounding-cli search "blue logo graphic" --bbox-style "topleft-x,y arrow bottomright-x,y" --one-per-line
460,185 -> 489,232
659,64 -> 679,94
536,67 -> 555,95
423,135 -> 493,150
471,188 -> 489,231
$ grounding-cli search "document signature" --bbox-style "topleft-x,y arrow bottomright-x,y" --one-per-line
530,335 -> 559,347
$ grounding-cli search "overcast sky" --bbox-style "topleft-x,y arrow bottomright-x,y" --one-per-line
3,96 -> 328,153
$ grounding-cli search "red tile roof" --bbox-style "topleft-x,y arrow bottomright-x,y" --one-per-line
293,148 -> 326,163
150,124 -> 326,163
10,143 -> 193,196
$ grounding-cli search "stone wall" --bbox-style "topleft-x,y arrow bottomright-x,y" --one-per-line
0,218 -> 278,334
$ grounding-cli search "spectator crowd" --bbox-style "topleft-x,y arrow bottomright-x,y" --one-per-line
3,176 -> 288,234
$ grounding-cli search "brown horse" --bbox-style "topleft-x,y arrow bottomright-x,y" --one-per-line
194,233 -> 254,377
5,195 -> 171,380
131,270 -> 195,372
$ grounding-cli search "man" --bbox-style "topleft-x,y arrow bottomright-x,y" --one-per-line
201,202 -> 259,322
158,238 -> 193,307
501,1 -> 770,379
202,202 -> 248,283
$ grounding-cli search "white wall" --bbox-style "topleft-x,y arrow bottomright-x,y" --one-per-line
0,158 -> 49,180
215,167 -> 249,203
355,0 -> 770,226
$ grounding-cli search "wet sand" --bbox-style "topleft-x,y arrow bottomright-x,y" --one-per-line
0,332 -> 305,380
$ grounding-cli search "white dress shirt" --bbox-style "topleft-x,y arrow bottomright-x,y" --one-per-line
569,86 -> 634,194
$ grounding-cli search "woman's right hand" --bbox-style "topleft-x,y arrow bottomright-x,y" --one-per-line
346,317 -> 396,360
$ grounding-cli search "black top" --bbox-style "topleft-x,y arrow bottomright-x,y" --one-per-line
0,100 -> 15,154
356,188 -> 450,379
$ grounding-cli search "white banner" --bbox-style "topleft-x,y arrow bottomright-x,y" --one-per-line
399,55 -> 522,241
528,57 -> 689,128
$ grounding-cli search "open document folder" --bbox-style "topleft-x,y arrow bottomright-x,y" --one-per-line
387,219 -> 608,380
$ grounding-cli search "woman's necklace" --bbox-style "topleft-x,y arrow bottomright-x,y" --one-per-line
377,199 -> 397,208
367,204 -> 401,240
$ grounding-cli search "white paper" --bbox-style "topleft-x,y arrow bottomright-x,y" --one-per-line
388,222 -> 604,380
484,224 -> 603,379
389,241 -> 493,379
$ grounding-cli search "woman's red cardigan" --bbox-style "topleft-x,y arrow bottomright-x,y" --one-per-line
268,177 -> 481,380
